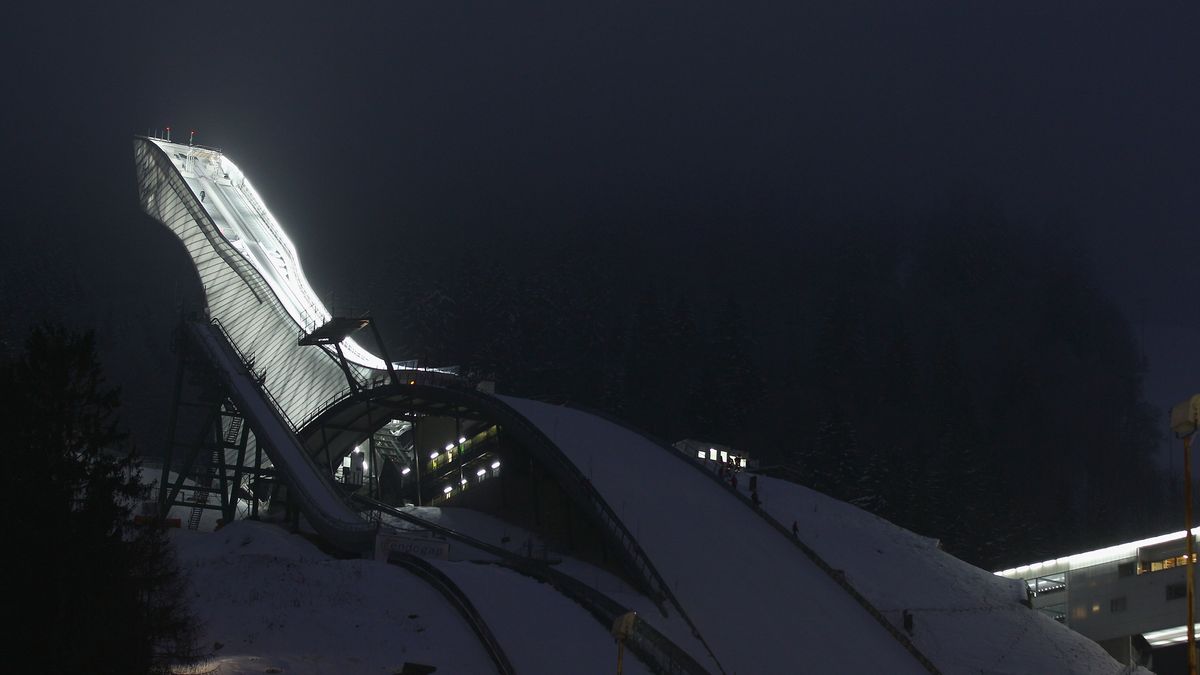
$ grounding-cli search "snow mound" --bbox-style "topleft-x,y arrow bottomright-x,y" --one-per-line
746,474 -> 1146,674
173,521 -> 493,674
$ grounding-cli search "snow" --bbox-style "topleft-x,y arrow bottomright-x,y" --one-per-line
430,560 -> 654,675
381,505 -> 716,667
500,395 -> 928,675
156,397 -> 1150,674
735,473 -> 1144,674
150,138 -> 387,371
174,520 -> 663,675
172,521 -> 494,674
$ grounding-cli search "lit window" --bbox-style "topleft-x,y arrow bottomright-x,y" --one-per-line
709,449 -> 717,460
698,450 -> 706,459
740,458 -> 747,468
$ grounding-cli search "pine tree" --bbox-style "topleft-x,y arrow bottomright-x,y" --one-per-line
688,295 -> 764,444
1,324 -> 200,674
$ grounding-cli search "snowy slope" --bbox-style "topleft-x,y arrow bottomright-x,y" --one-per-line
385,505 -> 716,667
736,473 -> 1143,674
430,560 -> 654,675
174,520 -> 675,675
172,521 -> 495,674
500,396 -> 928,675
161,402 -> 1148,674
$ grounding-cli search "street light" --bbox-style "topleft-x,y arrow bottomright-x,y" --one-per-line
1171,394 -> 1200,675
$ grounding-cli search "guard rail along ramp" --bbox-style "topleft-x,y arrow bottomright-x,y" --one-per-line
574,406 -> 941,674
306,384 -> 727,673
387,552 -> 516,675
184,319 -> 376,553
355,495 -> 713,675
499,396 -> 932,675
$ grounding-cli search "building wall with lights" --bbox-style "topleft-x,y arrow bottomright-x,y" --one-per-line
673,439 -> 754,469
996,529 -> 1200,659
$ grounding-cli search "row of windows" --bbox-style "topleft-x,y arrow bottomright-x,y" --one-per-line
1099,583 -> 1187,617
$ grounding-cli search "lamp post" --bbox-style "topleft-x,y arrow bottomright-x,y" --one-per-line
611,611 -> 636,675
1172,394 -> 1200,675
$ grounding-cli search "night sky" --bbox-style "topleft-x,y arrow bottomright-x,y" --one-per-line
2,2 -> 1196,452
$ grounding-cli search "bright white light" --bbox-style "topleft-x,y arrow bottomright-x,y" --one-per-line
460,478 -> 467,485
458,437 -> 466,444
477,469 -> 486,477
697,451 -> 706,458
401,467 -> 411,476
491,461 -> 501,469
150,138 -> 466,375
430,452 -> 439,460
1144,624 -> 1200,646
445,443 -> 454,452
361,460 -> 368,471
354,446 -> 362,454
739,458 -> 747,468
720,450 -> 728,463
995,529 -> 1200,578
442,486 -> 452,494
709,449 -> 717,460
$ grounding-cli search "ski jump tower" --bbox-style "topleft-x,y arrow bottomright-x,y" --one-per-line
133,135 -> 939,675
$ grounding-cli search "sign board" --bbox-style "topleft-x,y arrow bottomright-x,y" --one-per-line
375,533 -> 450,562
611,611 -> 637,640
1172,394 -> 1200,437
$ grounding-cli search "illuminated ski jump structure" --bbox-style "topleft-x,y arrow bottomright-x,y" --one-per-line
134,135 -> 946,674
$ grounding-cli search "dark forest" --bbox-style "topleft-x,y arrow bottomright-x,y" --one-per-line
373,211 -> 1169,571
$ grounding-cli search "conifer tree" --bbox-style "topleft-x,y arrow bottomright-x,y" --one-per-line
1,324 -> 199,674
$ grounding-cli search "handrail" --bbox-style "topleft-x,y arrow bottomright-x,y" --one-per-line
387,552 -> 516,675
355,496 -> 711,675
185,320 -> 375,550
571,404 -> 942,675
207,318 -> 300,432
305,384 -> 725,672
295,385 -> 358,434
487,397 -> 727,674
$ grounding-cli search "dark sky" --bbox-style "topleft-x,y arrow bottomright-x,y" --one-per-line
2,2 -> 1196,448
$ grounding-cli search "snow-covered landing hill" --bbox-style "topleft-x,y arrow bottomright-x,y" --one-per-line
736,472 -> 1147,674
166,473 -> 1148,674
